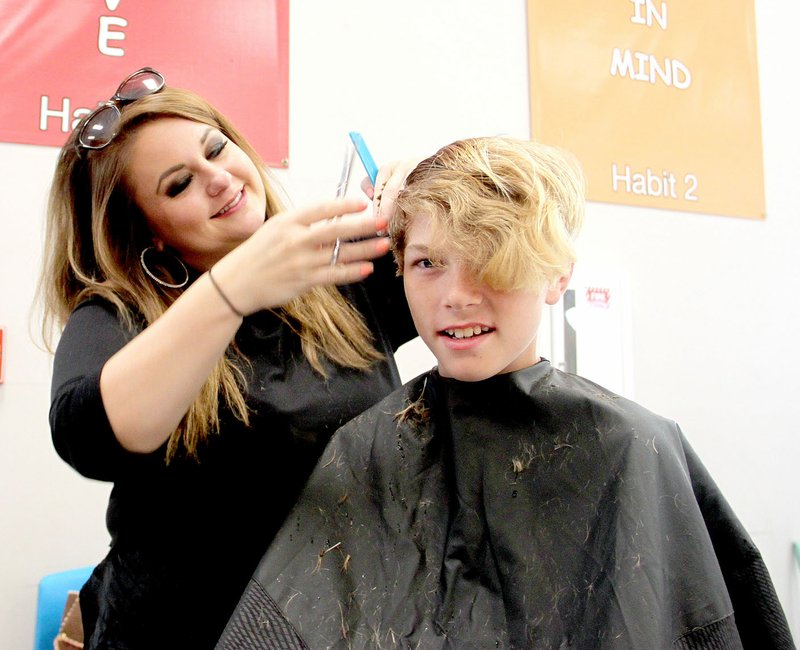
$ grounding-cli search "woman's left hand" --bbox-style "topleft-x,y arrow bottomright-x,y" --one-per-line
360,158 -> 420,221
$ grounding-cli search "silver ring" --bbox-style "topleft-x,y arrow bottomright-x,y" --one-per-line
330,238 -> 341,266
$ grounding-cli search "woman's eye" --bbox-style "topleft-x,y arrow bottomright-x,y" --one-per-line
208,139 -> 228,159
166,176 -> 192,197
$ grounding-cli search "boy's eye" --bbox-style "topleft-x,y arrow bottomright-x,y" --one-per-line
412,257 -> 441,270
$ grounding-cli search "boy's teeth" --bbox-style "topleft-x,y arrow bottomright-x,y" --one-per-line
445,326 -> 487,339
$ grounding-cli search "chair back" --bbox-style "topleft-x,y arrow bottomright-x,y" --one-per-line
33,566 -> 94,650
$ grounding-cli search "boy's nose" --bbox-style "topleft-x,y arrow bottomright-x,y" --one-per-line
444,266 -> 482,310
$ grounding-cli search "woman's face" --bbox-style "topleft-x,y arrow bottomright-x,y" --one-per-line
125,117 -> 268,271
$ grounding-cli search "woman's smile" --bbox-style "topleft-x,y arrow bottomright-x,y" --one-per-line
213,188 -> 245,218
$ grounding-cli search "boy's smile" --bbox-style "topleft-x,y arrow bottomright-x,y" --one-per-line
442,325 -> 492,340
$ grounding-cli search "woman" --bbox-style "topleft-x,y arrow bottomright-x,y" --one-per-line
39,68 -> 416,648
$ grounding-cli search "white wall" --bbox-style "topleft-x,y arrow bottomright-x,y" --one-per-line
1,2 -> 798,646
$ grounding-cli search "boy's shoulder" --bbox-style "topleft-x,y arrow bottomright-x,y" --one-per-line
338,363 -> 680,440
332,371 -> 431,455
544,365 -> 677,431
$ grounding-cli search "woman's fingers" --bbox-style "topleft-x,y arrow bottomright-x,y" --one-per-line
318,236 -> 390,268
291,197 -> 369,227
309,215 -> 389,249
294,235 -> 390,290
323,259 -> 376,286
276,197 -> 388,248
317,238 -> 390,285
360,175 -> 375,199
273,239 -> 386,293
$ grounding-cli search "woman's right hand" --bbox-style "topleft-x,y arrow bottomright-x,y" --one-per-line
209,197 -> 390,316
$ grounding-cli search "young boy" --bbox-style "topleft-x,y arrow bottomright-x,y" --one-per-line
217,138 -> 793,649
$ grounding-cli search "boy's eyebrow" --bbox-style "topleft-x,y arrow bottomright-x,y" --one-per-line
404,243 -> 431,256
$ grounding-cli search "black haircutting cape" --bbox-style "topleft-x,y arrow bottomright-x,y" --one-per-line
218,361 -> 794,649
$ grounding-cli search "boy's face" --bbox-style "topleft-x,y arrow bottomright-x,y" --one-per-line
402,213 -> 569,382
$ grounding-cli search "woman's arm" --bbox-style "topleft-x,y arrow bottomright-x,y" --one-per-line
51,301 -> 139,479
97,197 -> 387,454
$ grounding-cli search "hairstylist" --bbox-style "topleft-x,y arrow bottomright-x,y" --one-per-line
39,67 -> 416,649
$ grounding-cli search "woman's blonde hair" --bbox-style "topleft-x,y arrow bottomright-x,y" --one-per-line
40,86 -> 381,460
392,136 -> 586,291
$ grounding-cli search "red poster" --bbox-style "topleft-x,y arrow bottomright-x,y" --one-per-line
0,0 -> 289,167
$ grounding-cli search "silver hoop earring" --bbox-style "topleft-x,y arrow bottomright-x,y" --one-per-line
140,246 -> 189,289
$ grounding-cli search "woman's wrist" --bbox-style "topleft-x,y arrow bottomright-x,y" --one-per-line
207,266 -> 245,319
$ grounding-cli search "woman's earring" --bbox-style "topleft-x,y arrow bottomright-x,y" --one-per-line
139,246 -> 189,289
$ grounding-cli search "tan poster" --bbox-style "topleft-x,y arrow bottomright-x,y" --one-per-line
528,0 -> 764,219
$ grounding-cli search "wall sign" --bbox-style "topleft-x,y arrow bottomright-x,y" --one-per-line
0,0 -> 289,167
528,0 -> 764,219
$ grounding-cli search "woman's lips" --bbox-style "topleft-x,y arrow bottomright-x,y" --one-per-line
213,188 -> 245,218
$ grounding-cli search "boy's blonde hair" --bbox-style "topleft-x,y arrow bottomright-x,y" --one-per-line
392,136 -> 585,291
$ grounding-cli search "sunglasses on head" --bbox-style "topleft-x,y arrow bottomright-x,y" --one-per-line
77,67 -> 165,150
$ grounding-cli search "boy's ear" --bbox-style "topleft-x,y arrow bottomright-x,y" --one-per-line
545,264 -> 574,305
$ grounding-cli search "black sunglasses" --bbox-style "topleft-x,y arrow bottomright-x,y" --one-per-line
77,67 -> 165,150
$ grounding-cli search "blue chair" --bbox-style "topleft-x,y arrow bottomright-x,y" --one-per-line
34,566 -> 94,650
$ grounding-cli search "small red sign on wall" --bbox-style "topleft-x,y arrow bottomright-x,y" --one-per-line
586,287 -> 611,310
0,0 -> 289,167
